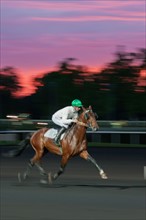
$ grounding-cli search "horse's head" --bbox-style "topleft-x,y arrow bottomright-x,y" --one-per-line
81,106 -> 99,131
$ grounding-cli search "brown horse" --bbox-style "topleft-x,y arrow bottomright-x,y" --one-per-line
17,106 -> 107,184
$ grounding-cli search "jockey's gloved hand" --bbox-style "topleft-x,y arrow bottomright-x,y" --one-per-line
72,119 -> 78,123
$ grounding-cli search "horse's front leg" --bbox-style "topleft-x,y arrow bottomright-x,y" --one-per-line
80,150 -> 108,179
49,155 -> 69,183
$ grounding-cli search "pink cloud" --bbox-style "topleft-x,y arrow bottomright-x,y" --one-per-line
3,1 -> 143,10
31,14 -> 143,22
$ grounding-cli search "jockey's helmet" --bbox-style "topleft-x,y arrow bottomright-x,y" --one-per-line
71,99 -> 83,107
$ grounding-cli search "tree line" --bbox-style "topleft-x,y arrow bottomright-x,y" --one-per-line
0,47 -> 146,120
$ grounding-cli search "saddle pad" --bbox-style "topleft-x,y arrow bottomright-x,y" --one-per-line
44,128 -> 57,138
44,128 -> 65,140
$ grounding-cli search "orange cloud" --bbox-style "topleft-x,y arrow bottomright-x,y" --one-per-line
15,67 -> 53,97
15,65 -> 102,97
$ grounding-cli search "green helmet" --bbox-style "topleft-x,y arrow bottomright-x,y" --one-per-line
71,99 -> 83,107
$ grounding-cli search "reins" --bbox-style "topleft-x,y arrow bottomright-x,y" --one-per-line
76,120 -> 88,128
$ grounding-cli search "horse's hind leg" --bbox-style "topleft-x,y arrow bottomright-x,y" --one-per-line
31,149 -> 49,184
18,148 -> 48,184
18,160 -> 34,183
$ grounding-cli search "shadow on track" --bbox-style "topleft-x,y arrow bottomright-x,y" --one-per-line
12,180 -> 146,190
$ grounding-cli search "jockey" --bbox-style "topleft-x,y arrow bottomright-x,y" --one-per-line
52,99 -> 83,145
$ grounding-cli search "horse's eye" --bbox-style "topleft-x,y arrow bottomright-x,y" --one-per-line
94,112 -> 98,120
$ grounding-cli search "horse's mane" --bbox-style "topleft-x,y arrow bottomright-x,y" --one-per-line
78,109 -> 84,116
65,108 -> 85,135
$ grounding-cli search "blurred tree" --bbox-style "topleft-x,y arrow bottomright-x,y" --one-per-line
97,47 -> 146,119
0,67 -> 22,95
0,67 -> 22,118
1,48 -> 145,120
30,49 -> 146,119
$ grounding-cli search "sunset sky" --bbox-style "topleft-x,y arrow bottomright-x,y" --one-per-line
1,0 -> 145,96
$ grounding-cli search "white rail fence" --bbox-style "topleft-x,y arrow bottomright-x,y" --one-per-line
0,130 -> 145,145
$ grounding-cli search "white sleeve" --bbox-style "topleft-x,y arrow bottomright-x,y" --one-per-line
61,108 -> 74,125
62,118 -> 73,124
73,113 -> 78,119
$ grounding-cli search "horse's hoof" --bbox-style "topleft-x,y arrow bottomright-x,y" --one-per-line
18,173 -> 22,183
40,179 -> 48,184
101,173 -> 108,179
48,172 -> 52,184
18,172 -> 28,183
23,172 -> 27,180
100,170 -> 108,179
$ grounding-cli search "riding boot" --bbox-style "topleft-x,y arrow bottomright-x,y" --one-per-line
54,127 -> 66,145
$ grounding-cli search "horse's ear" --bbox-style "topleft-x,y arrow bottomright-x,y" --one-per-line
89,105 -> 92,110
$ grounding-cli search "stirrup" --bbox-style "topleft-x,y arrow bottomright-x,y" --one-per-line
53,138 -> 60,146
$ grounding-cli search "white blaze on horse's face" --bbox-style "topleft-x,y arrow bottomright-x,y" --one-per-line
84,109 -> 99,131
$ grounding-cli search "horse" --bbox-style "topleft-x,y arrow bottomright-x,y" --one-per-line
12,106 -> 107,184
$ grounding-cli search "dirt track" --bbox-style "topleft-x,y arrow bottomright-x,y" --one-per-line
1,146 -> 146,220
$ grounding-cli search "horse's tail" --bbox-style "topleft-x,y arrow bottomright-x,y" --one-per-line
2,133 -> 32,157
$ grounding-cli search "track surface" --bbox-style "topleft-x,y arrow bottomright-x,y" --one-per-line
1,146 -> 146,220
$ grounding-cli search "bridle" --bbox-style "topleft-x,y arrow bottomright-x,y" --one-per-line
76,110 -> 97,129
76,120 -> 88,128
